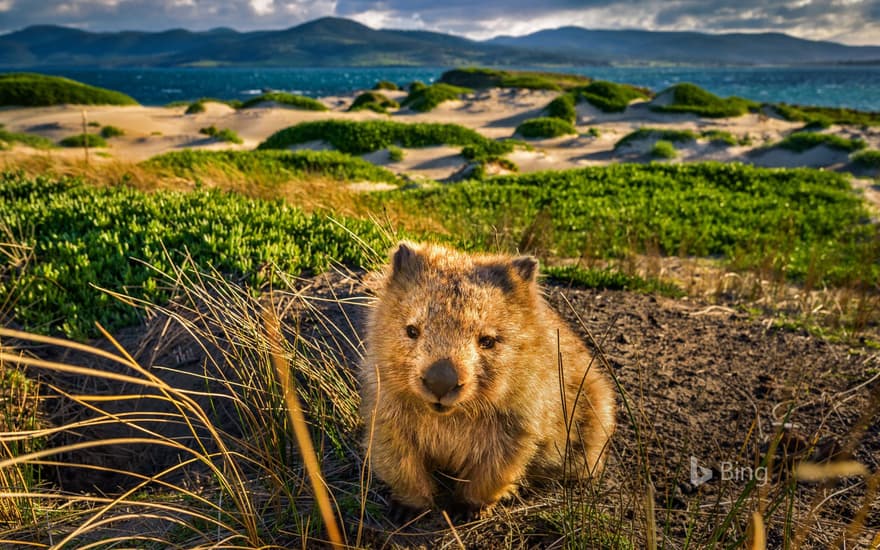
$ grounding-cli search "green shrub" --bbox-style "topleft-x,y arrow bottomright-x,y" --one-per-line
408,80 -> 427,92
199,125 -> 243,144
368,162 -> 877,287
652,83 -> 758,118
772,103 -> 880,127
615,127 -> 698,150
701,130 -> 737,146
199,125 -> 219,137
0,172 -> 392,339
373,80 -> 400,91
100,125 -> 125,138
144,150 -> 400,184
577,81 -> 650,113
401,83 -> 472,112
258,119 -> 511,159
0,73 -> 138,107
515,117 -> 577,138
87,121 -> 101,128
545,265 -> 682,296
240,92 -> 327,111
59,134 -> 107,148
774,132 -> 867,153
387,146 -> 404,162
546,94 -> 577,124
185,100 -> 206,114
850,149 -> 880,169
587,127 -> 601,138
348,91 -> 399,114
0,126 -> 55,149
439,68 -> 590,91
650,140 -> 677,159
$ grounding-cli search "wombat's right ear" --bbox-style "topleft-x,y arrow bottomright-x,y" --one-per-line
390,241 -> 423,282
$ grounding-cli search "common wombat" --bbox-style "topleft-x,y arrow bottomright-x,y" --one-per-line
360,242 -> 616,512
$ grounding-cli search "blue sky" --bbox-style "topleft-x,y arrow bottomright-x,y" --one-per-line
1,0 -> 878,46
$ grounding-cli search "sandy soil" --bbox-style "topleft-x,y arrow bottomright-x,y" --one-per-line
2,90 -> 878,181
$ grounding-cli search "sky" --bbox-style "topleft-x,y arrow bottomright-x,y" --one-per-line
1,0 -> 878,46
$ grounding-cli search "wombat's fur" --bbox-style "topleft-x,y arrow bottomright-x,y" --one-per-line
360,242 -> 617,512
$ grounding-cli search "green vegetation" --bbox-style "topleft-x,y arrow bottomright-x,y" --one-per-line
0,73 -> 138,107
184,100 -> 206,114
99,125 -> 125,139
199,125 -> 243,144
387,145 -> 404,162
258,119 -> 512,159
59,133 -> 107,148
0,172 -> 390,339
369,163 -> 877,287
577,80 -> 651,113
851,149 -> 880,170
0,125 -> 55,150
772,103 -> 880,127
401,83 -> 472,112
615,127 -> 698,150
439,68 -> 590,91
144,149 -> 400,185
774,132 -> 867,153
546,94 -> 577,124
348,91 -> 399,114
515,117 -> 577,139
652,83 -> 758,118
240,92 -> 327,111
373,80 -> 400,91
650,140 -> 677,159
701,129 -> 738,146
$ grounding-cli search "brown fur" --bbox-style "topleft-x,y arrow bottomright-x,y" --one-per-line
360,242 -> 617,511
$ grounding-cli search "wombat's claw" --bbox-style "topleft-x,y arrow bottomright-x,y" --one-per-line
387,500 -> 425,525
444,501 -> 485,522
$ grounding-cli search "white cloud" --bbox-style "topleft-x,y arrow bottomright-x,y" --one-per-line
250,0 -> 273,16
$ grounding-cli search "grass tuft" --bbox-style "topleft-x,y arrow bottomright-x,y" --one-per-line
516,117 -> 577,138
59,133 -> 107,148
0,73 -> 138,107
400,83 -> 472,112
652,83 -> 758,118
240,92 -> 327,111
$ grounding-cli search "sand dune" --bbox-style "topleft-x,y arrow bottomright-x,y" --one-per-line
1,90 -> 878,179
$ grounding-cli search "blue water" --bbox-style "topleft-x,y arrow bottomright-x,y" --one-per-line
6,65 -> 880,111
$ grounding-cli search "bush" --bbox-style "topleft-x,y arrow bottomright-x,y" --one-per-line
0,172 -> 392,338
59,133 -> 107,148
652,83 -> 758,118
0,73 -> 138,107
515,117 -> 577,138
100,125 -> 125,138
199,125 -> 243,144
387,146 -> 404,162
772,103 -> 880,127
0,126 -> 55,149
546,94 -> 576,124
701,130 -> 737,146
577,81 -> 650,113
401,83 -> 472,112
258,120 -> 511,159
373,80 -> 399,91
774,132 -> 867,153
348,92 -> 399,114
439,68 -> 589,91
144,149 -> 400,184
615,128 -> 698,150
851,149 -> 880,169
240,92 -> 327,111
650,140 -> 677,159
185,101 -> 206,114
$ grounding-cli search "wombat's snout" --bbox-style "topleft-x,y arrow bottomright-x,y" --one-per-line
421,358 -> 460,400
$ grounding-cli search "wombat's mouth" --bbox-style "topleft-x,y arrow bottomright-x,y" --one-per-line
430,402 -> 453,414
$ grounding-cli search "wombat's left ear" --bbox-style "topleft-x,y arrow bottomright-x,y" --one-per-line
390,241 -> 423,281
511,255 -> 539,283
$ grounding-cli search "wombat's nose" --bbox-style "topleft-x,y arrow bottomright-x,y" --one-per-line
421,359 -> 459,399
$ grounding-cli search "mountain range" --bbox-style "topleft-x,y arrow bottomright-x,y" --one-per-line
1,16 -> 878,68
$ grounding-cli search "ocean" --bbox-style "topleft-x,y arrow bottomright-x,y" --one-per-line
6,65 -> 880,111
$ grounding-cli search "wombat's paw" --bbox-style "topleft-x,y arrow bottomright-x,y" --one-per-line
443,500 -> 486,522
387,500 -> 427,525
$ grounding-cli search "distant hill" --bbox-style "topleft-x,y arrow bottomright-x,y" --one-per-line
487,27 -> 880,65
0,17 -> 589,68
0,17 -> 878,67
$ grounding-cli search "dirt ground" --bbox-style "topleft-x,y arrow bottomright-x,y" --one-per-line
28,270 -> 880,548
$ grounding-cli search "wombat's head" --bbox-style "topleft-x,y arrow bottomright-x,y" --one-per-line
367,241 -> 542,415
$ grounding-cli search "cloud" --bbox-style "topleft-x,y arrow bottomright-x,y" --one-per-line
0,0 -> 877,46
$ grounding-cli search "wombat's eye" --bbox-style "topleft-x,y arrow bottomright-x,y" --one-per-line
478,335 -> 496,349
405,325 -> 420,339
